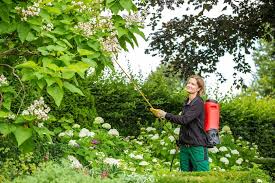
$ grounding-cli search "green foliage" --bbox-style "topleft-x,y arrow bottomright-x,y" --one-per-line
220,93 -> 275,177
142,0 -> 274,85
252,40 -> 275,97
154,168 -> 271,183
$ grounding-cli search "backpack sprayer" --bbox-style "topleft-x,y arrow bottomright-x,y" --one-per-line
113,59 -> 220,171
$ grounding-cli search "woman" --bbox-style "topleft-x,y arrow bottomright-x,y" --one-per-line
150,75 -> 209,172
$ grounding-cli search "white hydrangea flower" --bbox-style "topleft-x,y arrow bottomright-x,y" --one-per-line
168,135 -> 175,142
152,158 -> 158,163
220,157 -> 229,165
170,149 -> 176,154
225,153 -> 231,158
129,153 -> 135,158
146,127 -> 156,132
160,140 -> 165,145
209,157 -> 212,163
0,74 -> 8,86
79,128 -> 95,138
256,179 -> 263,183
38,122 -> 44,128
231,149 -> 240,155
208,146 -> 219,153
236,158 -> 243,165
135,141 -> 143,145
68,140 -> 79,147
68,155 -> 83,169
94,117 -> 104,124
108,129 -> 119,136
72,124 -> 80,128
66,130 -> 74,137
174,128 -> 180,135
102,123 -> 111,129
151,134 -> 159,140
219,146 -> 228,152
139,161 -> 149,166
58,132 -> 66,137
103,157 -> 120,166
134,154 -> 143,160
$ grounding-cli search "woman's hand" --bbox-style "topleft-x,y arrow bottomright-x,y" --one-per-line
150,108 -> 167,118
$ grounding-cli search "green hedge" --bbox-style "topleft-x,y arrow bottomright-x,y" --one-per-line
154,169 -> 271,183
220,94 -> 275,177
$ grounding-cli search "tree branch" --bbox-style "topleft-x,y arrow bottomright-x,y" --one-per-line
0,64 -> 26,115
0,48 -> 39,58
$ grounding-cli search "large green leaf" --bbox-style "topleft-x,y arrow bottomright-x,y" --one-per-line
0,123 -> 16,136
47,84 -> 64,106
15,61 -> 37,69
64,81 -> 84,96
17,22 -> 31,42
13,126 -> 33,147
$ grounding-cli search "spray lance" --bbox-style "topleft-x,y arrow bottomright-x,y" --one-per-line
113,58 -> 179,171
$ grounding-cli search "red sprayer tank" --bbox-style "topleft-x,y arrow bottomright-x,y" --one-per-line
204,99 -> 220,131
204,99 -> 220,147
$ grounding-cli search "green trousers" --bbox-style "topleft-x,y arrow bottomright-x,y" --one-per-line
179,146 -> 209,172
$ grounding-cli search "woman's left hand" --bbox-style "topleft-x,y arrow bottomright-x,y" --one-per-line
150,108 -> 167,118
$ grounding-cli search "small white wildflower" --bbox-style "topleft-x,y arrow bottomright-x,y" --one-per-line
256,179 -> 263,183
86,67 -> 95,77
102,123 -> 111,129
108,129 -> 119,136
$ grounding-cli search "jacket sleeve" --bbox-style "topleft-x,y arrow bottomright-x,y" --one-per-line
165,100 -> 203,125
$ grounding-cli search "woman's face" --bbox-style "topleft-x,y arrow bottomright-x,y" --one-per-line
185,78 -> 201,95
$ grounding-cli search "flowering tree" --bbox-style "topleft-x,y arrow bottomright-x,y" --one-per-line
0,0 -> 144,151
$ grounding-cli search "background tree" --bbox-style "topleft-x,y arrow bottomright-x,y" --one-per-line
252,40 -> 275,97
139,0 -> 275,86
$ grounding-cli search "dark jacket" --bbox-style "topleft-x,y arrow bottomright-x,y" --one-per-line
165,96 -> 208,146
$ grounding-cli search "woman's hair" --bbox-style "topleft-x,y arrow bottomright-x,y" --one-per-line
187,75 -> 205,96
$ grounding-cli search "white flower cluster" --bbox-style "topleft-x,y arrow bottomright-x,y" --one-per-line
101,34 -> 120,53
146,127 -> 156,132
102,123 -> 111,129
68,140 -> 79,147
208,146 -> 219,153
42,23 -> 54,31
0,74 -> 8,87
231,149 -> 239,155
79,128 -> 95,138
122,13 -> 144,28
168,135 -> 175,142
170,149 -> 176,155
22,97 -> 50,121
219,146 -> 228,152
103,157 -> 120,166
151,134 -> 159,140
220,157 -> 229,165
174,128 -> 180,135
139,161 -> 149,166
236,158 -> 243,165
129,153 -> 143,160
68,155 -> 83,169
93,116 -> 104,124
71,1 -> 92,13
59,130 -> 73,137
108,129 -> 119,136
86,67 -> 95,77
8,113 -> 16,120
16,2 -> 41,21
74,21 -> 95,37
